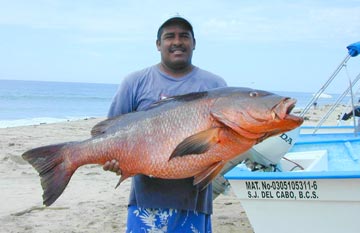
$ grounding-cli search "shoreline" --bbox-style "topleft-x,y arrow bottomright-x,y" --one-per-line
0,105 -> 353,232
0,116 -> 105,129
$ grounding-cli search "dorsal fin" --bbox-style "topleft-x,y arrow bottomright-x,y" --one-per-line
148,91 -> 208,109
92,91 -> 209,137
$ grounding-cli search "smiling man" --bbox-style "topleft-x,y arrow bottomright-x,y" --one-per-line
156,18 -> 196,76
105,16 -> 227,232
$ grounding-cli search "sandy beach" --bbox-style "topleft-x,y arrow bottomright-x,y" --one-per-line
0,104 -> 349,233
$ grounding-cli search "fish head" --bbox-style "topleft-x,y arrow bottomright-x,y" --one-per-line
211,87 -> 303,142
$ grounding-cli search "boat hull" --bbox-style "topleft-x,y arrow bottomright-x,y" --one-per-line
225,128 -> 360,233
226,169 -> 360,233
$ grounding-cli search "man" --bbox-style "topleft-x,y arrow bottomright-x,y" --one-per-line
104,16 -> 227,232
341,106 -> 360,121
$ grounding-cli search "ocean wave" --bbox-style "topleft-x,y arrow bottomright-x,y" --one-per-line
0,117 -> 90,128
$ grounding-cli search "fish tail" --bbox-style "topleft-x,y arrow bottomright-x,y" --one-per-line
22,142 -> 78,206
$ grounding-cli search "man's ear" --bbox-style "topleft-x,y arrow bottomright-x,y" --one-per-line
156,39 -> 161,51
193,38 -> 196,50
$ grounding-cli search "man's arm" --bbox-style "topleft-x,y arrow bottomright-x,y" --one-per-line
107,80 -> 135,118
104,79 -> 135,174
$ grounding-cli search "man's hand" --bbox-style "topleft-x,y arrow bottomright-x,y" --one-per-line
103,159 -> 122,176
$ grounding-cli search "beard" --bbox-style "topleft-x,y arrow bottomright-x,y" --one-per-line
162,49 -> 193,71
166,59 -> 191,70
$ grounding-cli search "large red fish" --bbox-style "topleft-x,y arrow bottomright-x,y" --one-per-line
22,87 -> 303,206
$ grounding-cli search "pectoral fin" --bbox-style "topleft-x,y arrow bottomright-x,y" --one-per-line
169,128 -> 221,160
194,161 -> 225,190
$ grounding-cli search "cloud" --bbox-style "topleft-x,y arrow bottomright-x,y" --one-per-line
0,1 -> 150,32
197,2 -> 360,44
1,0 -> 359,45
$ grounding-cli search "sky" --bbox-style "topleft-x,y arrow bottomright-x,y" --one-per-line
0,0 -> 359,93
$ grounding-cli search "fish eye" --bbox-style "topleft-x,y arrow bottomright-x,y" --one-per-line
249,91 -> 259,97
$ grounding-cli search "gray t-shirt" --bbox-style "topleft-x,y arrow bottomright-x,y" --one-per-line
108,64 -> 227,214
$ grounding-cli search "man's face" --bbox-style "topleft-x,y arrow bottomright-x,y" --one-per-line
156,25 -> 196,71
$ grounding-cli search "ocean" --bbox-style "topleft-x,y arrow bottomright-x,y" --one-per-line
0,80 -> 117,128
0,79 -> 351,128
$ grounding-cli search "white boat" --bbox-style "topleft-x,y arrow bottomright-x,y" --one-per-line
225,130 -> 360,233
312,92 -> 332,99
223,41 -> 360,233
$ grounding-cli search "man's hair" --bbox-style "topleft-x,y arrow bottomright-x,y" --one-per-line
157,17 -> 194,41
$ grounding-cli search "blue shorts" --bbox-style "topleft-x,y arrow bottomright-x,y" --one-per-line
126,205 -> 212,233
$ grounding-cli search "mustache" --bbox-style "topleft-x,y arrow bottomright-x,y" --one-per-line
169,46 -> 186,53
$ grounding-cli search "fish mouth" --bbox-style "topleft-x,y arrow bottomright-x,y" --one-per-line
271,98 -> 297,120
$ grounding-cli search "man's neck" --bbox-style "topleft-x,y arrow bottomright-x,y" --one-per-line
158,63 -> 194,78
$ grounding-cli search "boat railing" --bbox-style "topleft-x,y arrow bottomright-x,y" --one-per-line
299,54 -> 351,118
299,41 -> 360,134
312,72 -> 360,133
